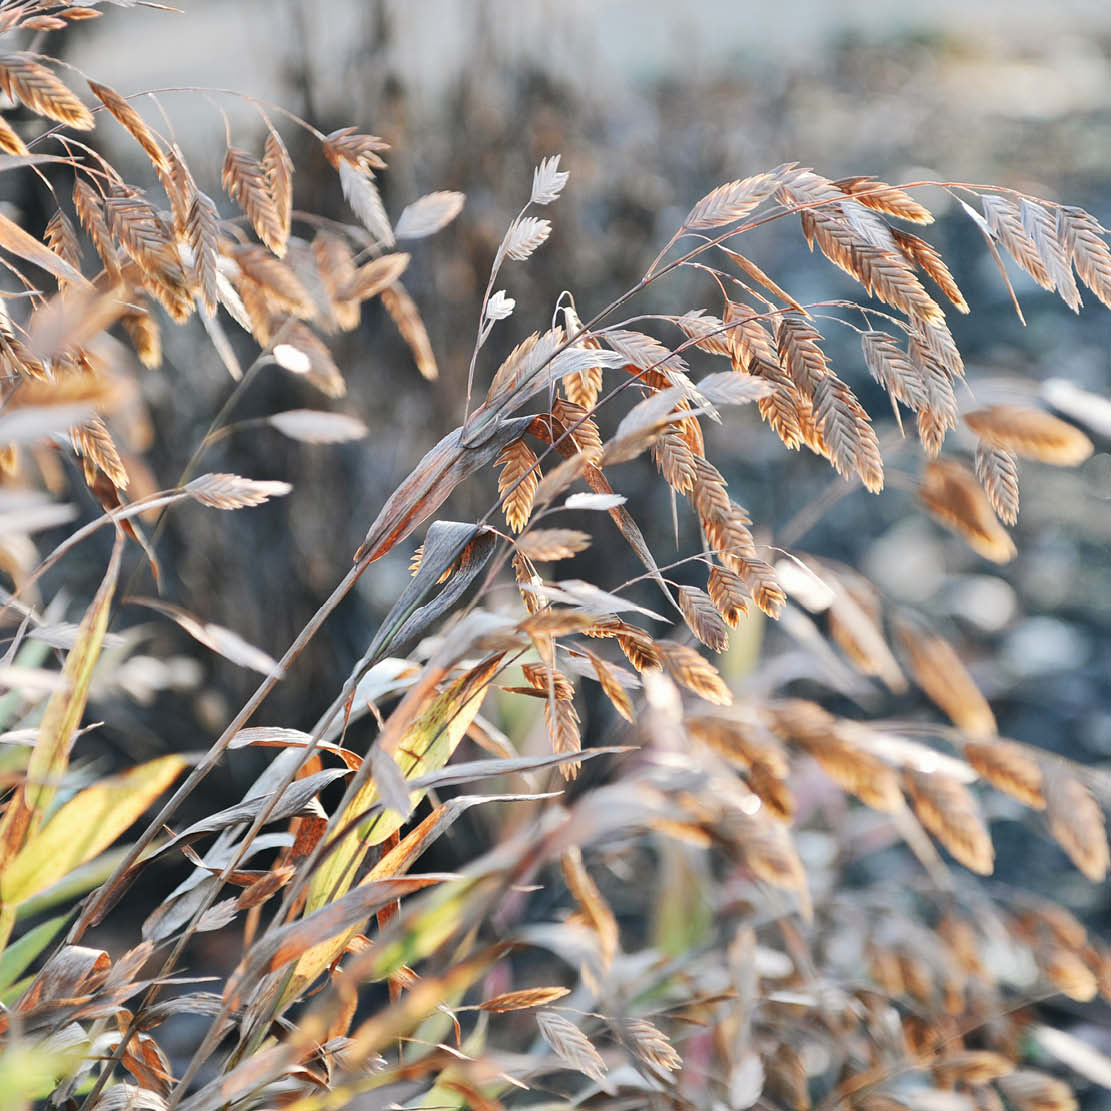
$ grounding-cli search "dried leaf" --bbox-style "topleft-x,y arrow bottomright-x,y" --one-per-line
0,207 -> 91,289
2,758 -> 185,906
130,598 -> 283,677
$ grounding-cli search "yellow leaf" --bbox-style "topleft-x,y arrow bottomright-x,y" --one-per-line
1,754 -> 187,906
283,657 -> 498,1003
0,541 -> 120,880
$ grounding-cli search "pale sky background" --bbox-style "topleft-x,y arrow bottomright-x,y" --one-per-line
74,0 -> 1111,130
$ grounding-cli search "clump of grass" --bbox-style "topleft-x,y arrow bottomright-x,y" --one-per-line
0,5 -> 1107,1110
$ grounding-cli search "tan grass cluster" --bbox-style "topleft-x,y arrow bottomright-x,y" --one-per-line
0,7 -> 1106,1110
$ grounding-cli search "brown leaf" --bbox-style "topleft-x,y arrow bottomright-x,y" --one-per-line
225,875 -> 450,1006
355,417 -> 532,564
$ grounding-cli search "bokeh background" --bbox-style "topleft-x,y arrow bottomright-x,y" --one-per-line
14,0 -> 1111,1090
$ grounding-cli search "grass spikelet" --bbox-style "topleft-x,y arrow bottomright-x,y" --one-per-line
997,1070 -> 1078,1111
262,127 -> 293,253
891,227 -> 969,312
0,52 -> 92,128
581,649 -> 634,722
918,458 -> 1017,564
563,847 -> 618,964
186,186 -> 221,314
120,302 -> 160,370
1058,205 -> 1111,308
536,1011 -> 607,1084
896,617 -> 997,738
380,282 -> 438,379
73,417 -> 127,490
1042,768 -> 1110,882
87,80 -> 166,170
963,739 -> 1044,809
222,145 -> 286,256
974,442 -> 1020,525
835,175 -> 934,224
0,113 -> 27,155
479,987 -> 571,1013
964,405 -> 1093,466
623,1017 -> 682,1072
706,565 -> 749,627
516,528 -> 590,562
496,439 -> 539,533
678,585 -> 730,652
544,697 -> 582,778
657,640 -> 732,704
904,768 -> 995,874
